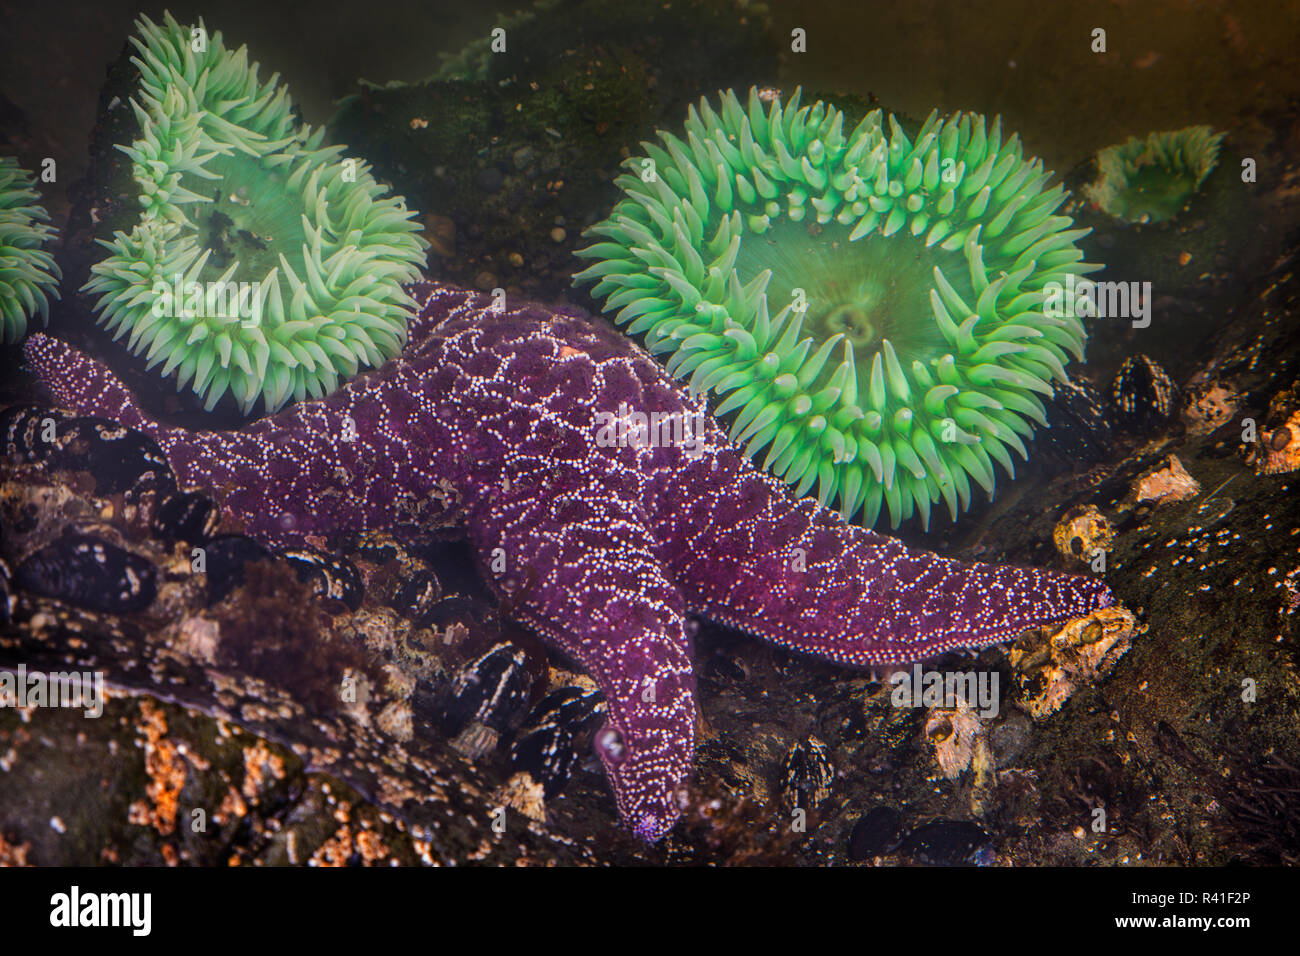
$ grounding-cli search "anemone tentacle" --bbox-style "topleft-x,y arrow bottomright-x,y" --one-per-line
83,13 -> 428,413
0,157 -> 61,343
576,87 -> 1100,529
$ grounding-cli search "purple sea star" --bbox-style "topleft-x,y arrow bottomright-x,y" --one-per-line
23,280 -> 1113,841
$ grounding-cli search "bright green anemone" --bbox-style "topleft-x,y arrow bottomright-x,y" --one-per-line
576,87 -> 1099,529
85,13 -> 428,413
1085,125 -> 1224,224
0,157 -> 61,343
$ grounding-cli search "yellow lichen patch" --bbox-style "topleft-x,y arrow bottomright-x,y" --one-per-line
1053,504 -> 1115,565
126,699 -> 186,837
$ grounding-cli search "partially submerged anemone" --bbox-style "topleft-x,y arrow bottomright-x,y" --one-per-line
85,13 -> 428,413
429,0 -> 563,81
1085,125 -> 1224,224
576,87 -> 1098,529
0,157 -> 61,343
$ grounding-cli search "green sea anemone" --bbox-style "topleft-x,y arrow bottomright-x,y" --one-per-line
84,13 -> 428,413
1085,125 -> 1224,224
575,87 -> 1099,529
0,157 -> 61,343
428,0 -> 562,81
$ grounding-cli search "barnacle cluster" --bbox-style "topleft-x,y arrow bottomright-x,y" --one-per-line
1009,606 -> 1137,719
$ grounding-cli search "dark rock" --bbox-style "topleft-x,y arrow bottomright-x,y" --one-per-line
475,167 -> 504,193
1039,377 -> 1115,466
327,0 -> 780,304
990,713 -> 1033,767
419,593 -> 490,631
200,534 -> 273,605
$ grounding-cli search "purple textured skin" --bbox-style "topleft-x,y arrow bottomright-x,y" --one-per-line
24,280 -> 1113,841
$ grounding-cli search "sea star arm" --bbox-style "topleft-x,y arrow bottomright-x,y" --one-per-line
467,477 -> 695,841
21,331 -> 461,547
661,445 -> 1113,666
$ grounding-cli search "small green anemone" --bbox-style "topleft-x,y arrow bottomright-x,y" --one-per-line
85,13 -> 428,413
0,157 -> 61,343
576,87 -> 1099,529
1085,125 -> 1224,224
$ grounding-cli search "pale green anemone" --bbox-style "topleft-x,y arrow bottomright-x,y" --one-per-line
0,157 -> 61,343
1085,125 -> 1225,224
576,88 -> 1099,529
84,13 -> 428,413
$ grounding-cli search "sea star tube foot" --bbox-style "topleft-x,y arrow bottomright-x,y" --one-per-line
22,280 -> 1113,841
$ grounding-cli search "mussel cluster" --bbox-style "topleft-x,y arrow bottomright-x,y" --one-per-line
1,405 -> 373,616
